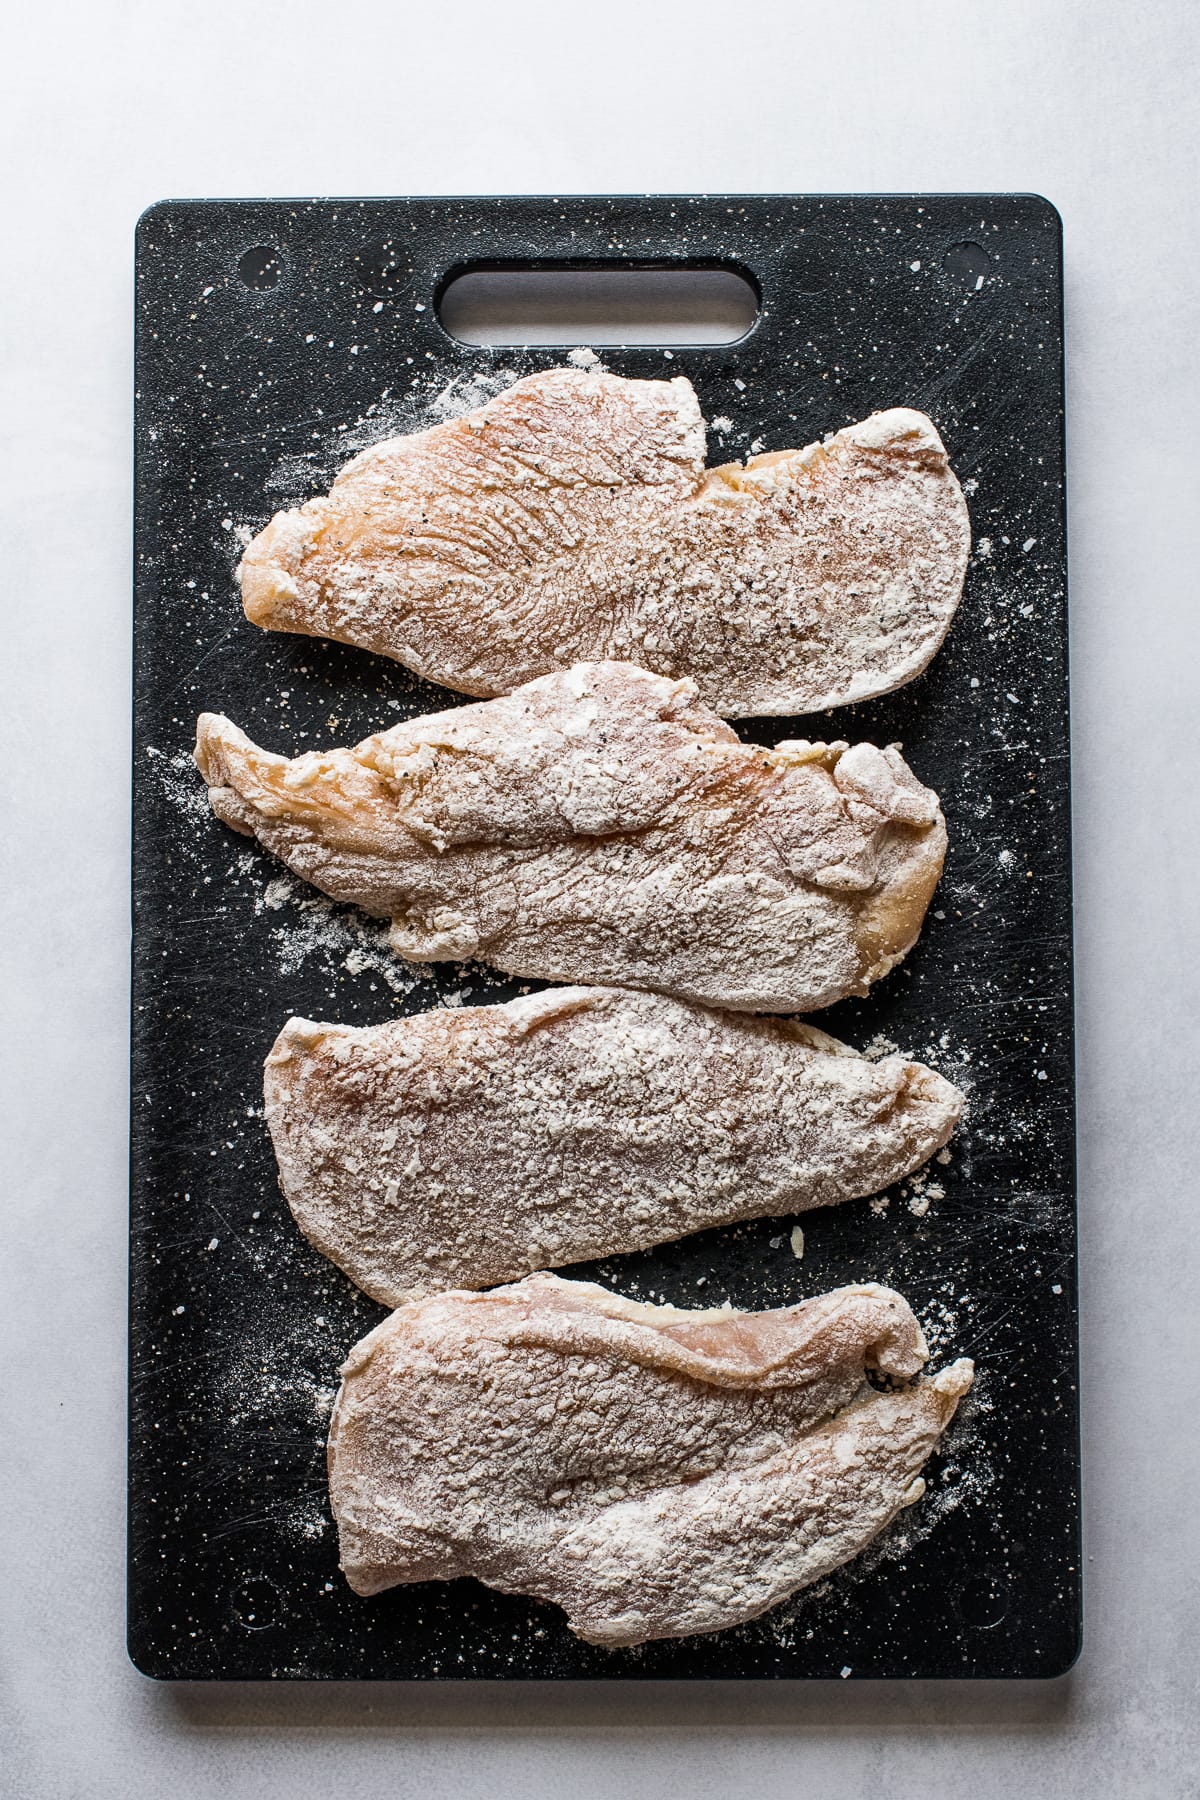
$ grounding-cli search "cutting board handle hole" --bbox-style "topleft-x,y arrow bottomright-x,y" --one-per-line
238,245 -> 285,291
437,263 -> 759,347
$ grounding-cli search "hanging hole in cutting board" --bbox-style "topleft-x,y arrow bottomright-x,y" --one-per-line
230,1574 -> 283,1630
955,1573 -> 1010,1630
437,264 -> 760,346
238,245 -> 285,291
356,241 -> 413,299
944,240 -> 991,286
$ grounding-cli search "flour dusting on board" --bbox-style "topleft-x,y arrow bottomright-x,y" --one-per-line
148,743 -> 433,998
146,744 -> 212,826
259,366 -> 533,508
216,1313 -> 344,1552
255,875 -> 425,999
750,1371 -> 997,1654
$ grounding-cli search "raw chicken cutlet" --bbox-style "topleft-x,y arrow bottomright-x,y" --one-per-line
328,1272 -> 974,1646
239,368 -> 970,718
267,986 -> 964,1304
194,661 -> 947,1014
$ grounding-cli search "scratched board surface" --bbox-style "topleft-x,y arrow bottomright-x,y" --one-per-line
130,194 -> 1078,1680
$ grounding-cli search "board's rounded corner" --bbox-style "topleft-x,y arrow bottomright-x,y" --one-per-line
1013,192 -> 1064,237
126,1627 -> 177,1682
1036,1617 -> 1083,1681
135,199 -> 185,245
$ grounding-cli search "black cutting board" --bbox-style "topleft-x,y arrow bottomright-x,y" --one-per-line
130,193 -> 1078,1680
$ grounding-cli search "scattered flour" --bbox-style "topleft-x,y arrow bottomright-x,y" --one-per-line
257,875 -> 427,998
258,366 -> 532,508
151,744 -> 433,997
750,1370 -> 996,1654
147,744 -> 212,827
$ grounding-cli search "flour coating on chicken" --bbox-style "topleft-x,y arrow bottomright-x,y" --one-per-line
328,1273 -> 974,1646
266,987 -> 963,1304
239,369 -> 970,718
194,662 -> 946,1013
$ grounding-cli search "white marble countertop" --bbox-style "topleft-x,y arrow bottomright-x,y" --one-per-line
3,1 -> 1197,1793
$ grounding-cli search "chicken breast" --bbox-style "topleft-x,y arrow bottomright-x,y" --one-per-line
239,368 -> 969,718
266,987 -> 963,1304
194,661 -> 946,1013
328,1272 -> 974,1646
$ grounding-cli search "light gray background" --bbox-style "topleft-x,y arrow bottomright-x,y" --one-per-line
3,2 -> 1198,1795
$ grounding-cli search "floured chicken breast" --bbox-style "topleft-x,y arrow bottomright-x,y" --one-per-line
239,368 -> 969,718
328,1273 -> 974,1646
267,987 -> 963,1304
194,661 -> 946,1013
